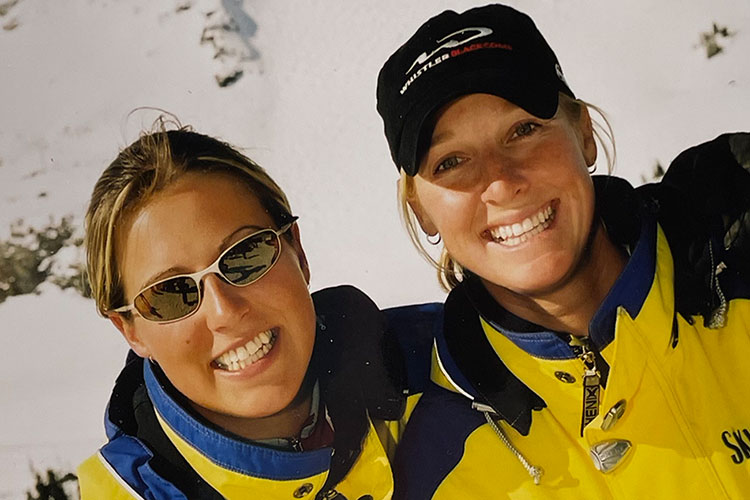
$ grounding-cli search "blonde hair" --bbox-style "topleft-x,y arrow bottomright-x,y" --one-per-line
85,123 -> 294,317
397,94 -> 616,291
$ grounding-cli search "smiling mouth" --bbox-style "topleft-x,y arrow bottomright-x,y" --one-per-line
487,203 -> 556,247
213,329 -> 278,371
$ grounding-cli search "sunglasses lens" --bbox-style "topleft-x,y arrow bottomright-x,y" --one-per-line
135,277 -> 200,322
219,231 -> 281,285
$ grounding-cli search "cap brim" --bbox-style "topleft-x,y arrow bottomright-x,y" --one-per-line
398,67 -> 561,176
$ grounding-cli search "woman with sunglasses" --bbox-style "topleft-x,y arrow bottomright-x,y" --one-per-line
77,126 -> 416,500
376,4 -> 750,499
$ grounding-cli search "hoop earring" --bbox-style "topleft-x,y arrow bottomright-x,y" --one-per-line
426,233 -> 441,245
588,163 -> 598,174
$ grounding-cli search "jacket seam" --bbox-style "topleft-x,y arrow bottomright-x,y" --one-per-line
96,450 -> 149,500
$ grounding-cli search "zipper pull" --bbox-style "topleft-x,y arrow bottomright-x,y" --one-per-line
471,401 -> 497,414
578,342 -> 601,436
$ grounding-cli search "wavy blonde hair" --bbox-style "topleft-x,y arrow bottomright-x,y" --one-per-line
397,94 -> 616,291
85,121 -> 294,318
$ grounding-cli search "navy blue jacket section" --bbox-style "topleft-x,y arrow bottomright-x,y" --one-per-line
385,302 -> 442,395
393,383 -> 485,500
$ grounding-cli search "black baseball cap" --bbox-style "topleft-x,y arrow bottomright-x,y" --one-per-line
376,4 -> 574,176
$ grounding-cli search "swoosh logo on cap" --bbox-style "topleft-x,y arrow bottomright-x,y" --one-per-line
405,27 -> 494,74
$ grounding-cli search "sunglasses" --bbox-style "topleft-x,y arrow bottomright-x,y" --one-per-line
111,217 -> 298,323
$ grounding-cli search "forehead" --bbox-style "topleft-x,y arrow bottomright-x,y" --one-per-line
117,171 -> 272,292
435,94 -> 524,126
126,170 -> 270,234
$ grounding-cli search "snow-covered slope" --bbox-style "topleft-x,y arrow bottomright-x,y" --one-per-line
0,288 -> 125,499
1,0 -> 748,497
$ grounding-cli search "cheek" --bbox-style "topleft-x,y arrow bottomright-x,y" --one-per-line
264,256 -> 317,342
146,322 -> 210,358
566,168 -> 595,214
559,174 -> 596,250
416,184 -> 476,234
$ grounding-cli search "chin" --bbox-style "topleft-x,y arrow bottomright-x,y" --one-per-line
246,387 -> 301,416
489,267 -> 572,298
207,397 -> 289,421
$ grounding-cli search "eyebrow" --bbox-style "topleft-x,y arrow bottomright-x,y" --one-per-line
428,130 -> 454,149
136,224 -> 268,291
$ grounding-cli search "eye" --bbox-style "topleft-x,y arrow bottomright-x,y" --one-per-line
511,121 -> 541,140
433,156 -> 466,174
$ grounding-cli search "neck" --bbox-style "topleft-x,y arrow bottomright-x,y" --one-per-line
482,221 -> 627,337
190,380 -> 315,441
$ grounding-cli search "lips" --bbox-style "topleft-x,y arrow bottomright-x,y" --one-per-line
213,328 -> 277,371
487,203 -> 556,247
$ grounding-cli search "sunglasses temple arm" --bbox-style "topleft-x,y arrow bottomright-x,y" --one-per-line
110,304 -> 135,314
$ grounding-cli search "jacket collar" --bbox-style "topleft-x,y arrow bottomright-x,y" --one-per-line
144,360 -> 334,481
436,285 -> 546,435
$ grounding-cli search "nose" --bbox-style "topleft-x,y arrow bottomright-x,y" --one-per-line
479,155 -> 528,206
200,273 -> 249,332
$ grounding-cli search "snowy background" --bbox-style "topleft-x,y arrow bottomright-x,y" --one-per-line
1,0 -> 748,497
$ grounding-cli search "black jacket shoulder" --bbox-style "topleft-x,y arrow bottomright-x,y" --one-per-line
638,132 -> 750,322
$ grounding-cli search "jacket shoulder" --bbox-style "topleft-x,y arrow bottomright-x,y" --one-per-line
384,301 -> 443,395
638,133 -> 750,322
312,285 -> 407,421
312,285 -> 443,414
78,452 -> 146,500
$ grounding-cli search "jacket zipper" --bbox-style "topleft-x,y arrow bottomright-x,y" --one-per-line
707,241 -> 728,329
572,337 -> 602,436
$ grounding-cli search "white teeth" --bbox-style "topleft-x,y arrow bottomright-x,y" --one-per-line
236,346 -> 249,361
214,329 -> 277,371
489,205 -> 555,245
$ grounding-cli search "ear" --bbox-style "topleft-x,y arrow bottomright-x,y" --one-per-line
109,313 -> 151,358
406,187 -> 438,236
578,105 -> 598,167
288,222 -> 311,284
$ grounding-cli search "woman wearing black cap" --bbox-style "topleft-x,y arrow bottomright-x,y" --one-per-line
376,4 -> 750,498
